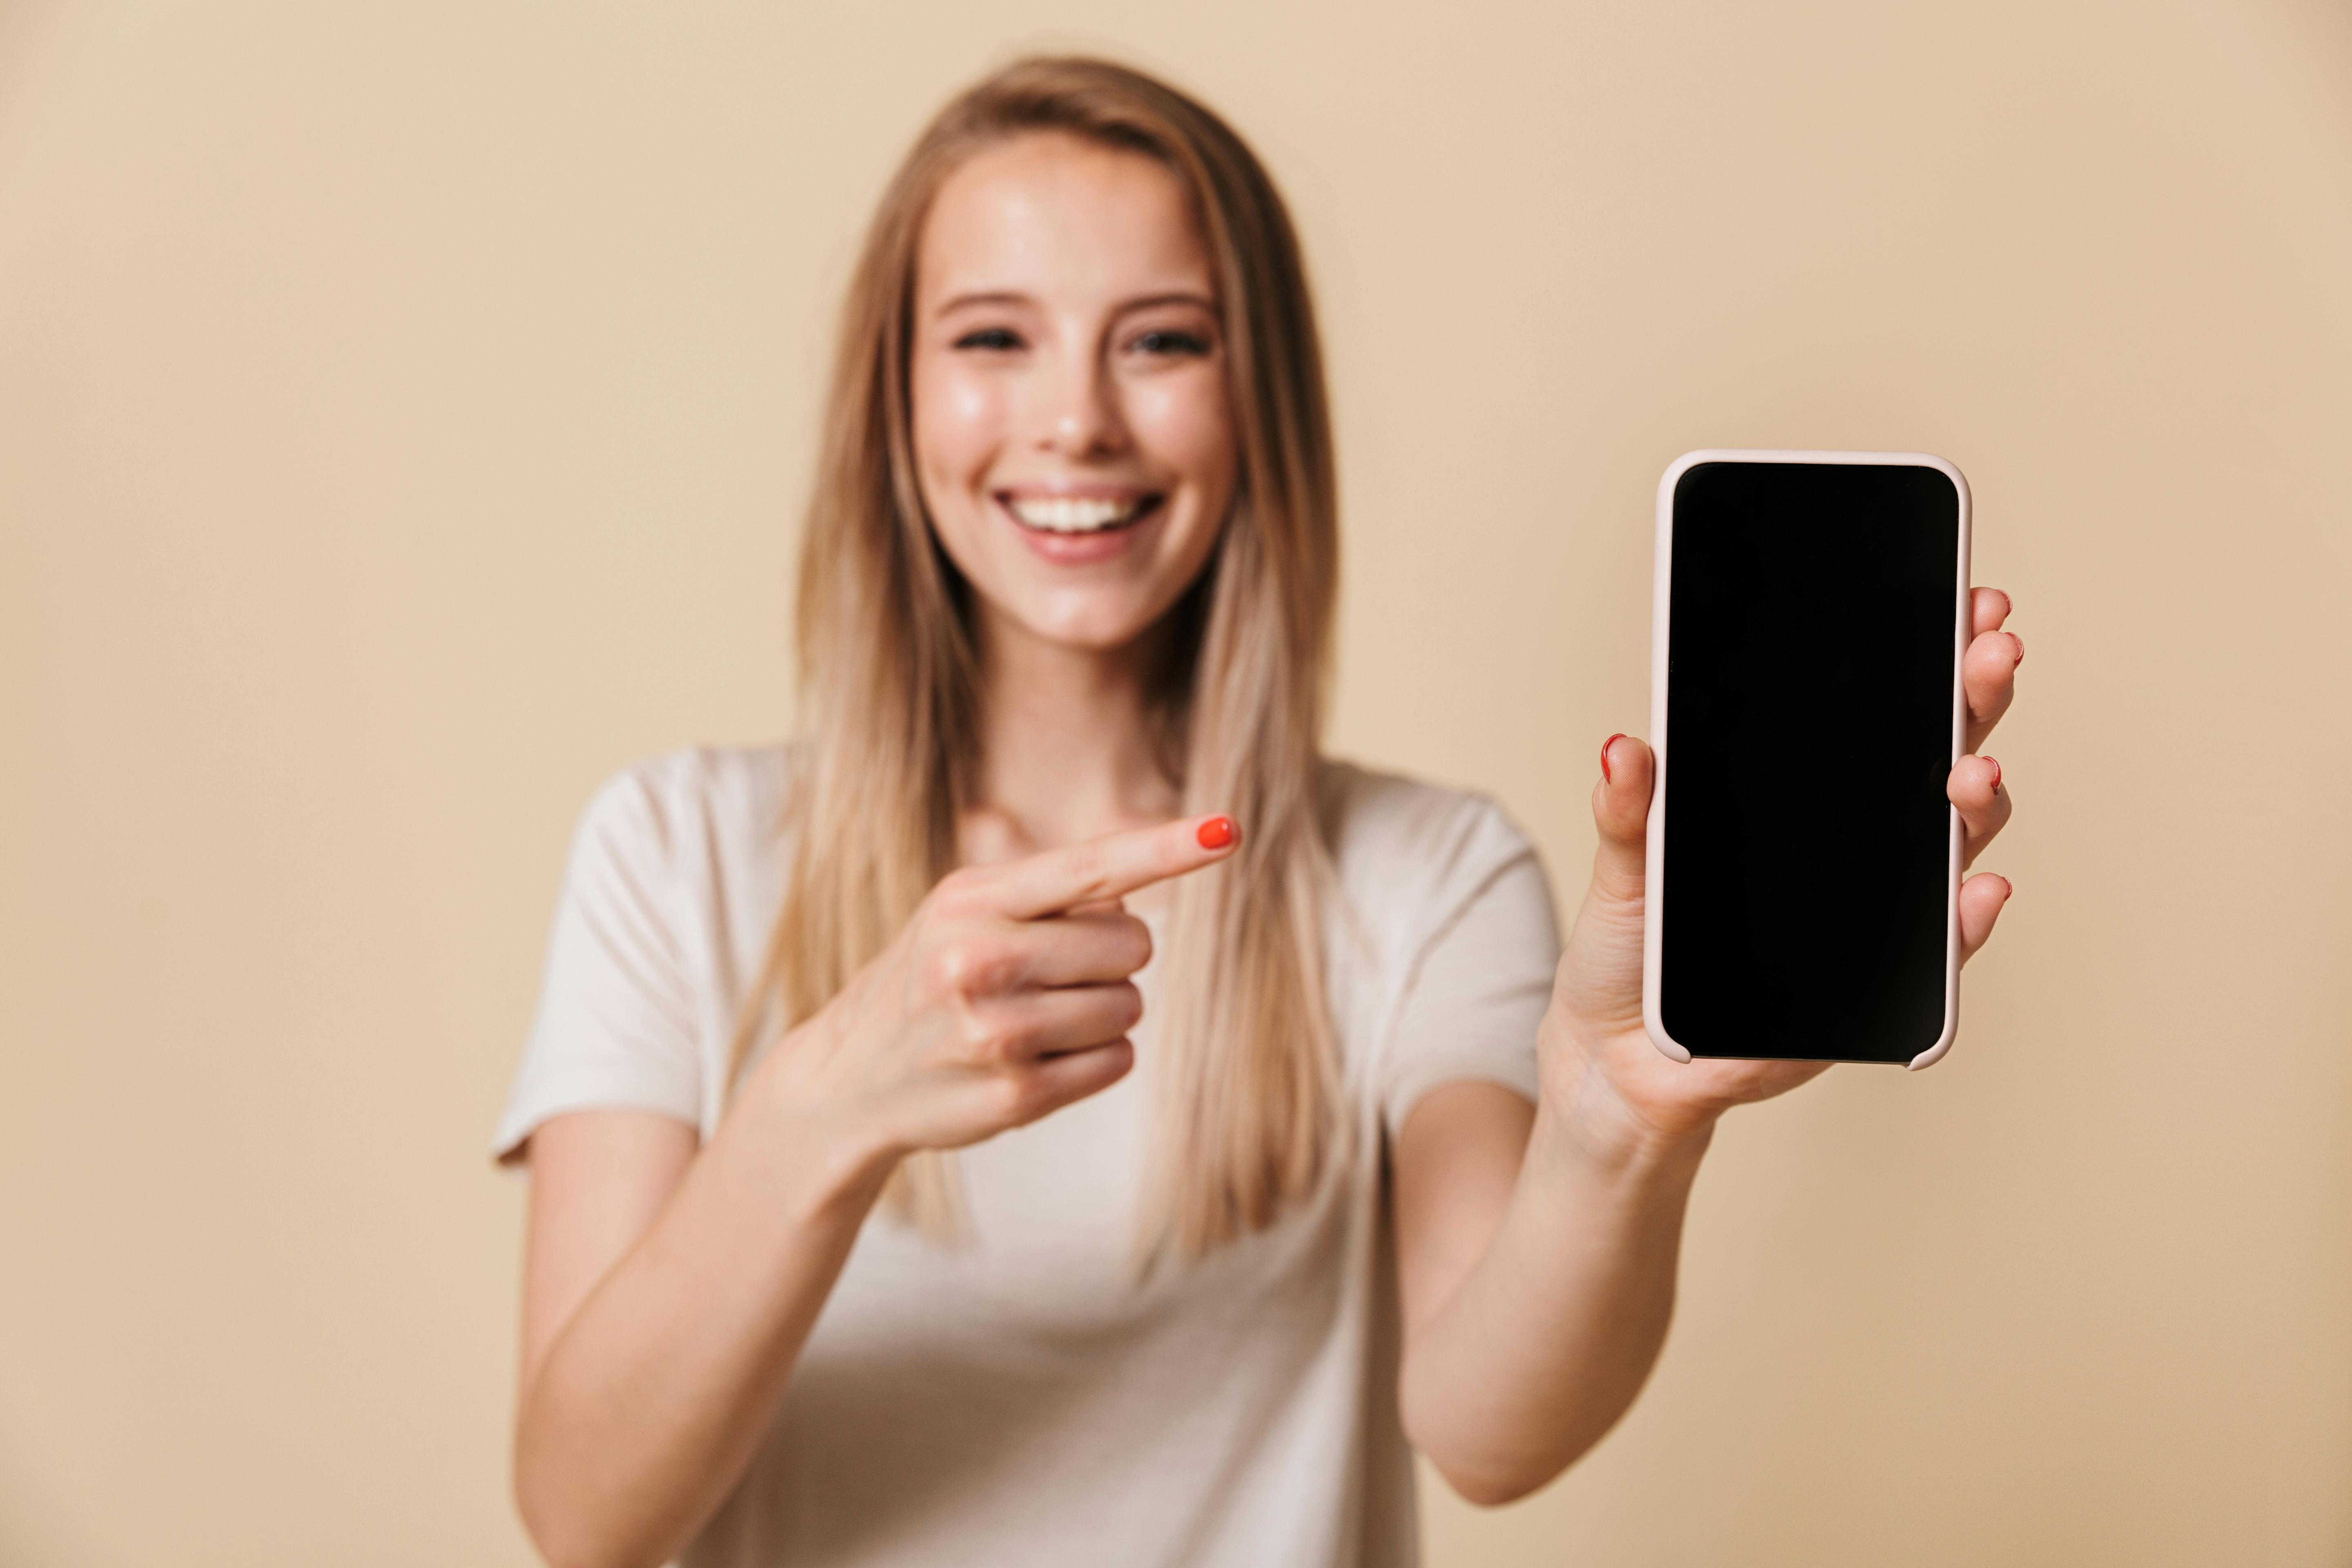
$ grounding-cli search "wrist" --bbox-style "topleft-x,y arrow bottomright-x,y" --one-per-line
1530,1090 -> 1713,1194
732,1031 -> 903,1224
1535,1025 -> 1718,1186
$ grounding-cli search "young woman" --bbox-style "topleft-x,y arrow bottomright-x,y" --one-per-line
496,56 -> 2021,1568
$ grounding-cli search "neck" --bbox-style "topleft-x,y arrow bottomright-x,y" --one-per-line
973,610 -> 1179,848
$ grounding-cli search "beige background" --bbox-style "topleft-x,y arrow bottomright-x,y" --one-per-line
3,1 -> 2349,1563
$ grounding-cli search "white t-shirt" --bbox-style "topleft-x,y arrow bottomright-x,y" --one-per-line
496,746 -> 1559,1568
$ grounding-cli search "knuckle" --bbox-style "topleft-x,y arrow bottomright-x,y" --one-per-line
995,1019 -> 1036,1065
953,1001 -> 994,1052
926,938 -> 1016,999
923,942 -> 975,996
993,1070 -> 1045,1125
973,947 -> 1021,994
959,1004 -> 1027,1065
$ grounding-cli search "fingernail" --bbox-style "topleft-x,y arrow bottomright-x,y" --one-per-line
1998,876 -> 2014,902
1196,815 -> 1238,850
1985,756 -> 2002,791
1601,734 -> 1626,785
2011,633 -> 2025,667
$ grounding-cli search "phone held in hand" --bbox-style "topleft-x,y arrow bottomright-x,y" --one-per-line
1642,450 -> 1971,1070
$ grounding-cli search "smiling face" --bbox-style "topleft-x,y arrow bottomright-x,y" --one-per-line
910,131 -> 1236,656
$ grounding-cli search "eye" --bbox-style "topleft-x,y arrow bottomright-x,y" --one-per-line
953,327 -> 1023,352
1131,328 -> 1212,357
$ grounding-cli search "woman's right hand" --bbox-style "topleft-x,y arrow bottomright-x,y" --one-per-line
516,820 -> 1236,1568
744,813 -> 1242,1162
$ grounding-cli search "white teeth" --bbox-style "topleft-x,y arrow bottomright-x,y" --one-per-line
1006,495 -> 1147,533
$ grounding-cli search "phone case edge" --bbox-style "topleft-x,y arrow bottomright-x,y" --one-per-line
1640,448 -> 1971,1070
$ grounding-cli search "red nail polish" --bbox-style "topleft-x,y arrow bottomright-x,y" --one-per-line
2011,633 -> 2025,666
1985,756 -> 2002,791
1196,815 -> 1238,850
1600,734 -> 1626,785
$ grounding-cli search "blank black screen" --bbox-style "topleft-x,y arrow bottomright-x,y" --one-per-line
1661,461 -> 1959,1062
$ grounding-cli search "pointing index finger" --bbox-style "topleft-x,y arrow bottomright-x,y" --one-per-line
989,815 -> 1241,920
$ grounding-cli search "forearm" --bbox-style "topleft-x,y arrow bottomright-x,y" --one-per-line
1400,1105 -> 1710,1505
515,1084 -> 894,1568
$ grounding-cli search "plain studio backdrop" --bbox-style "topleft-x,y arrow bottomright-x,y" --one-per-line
3,2 -> 2349,1564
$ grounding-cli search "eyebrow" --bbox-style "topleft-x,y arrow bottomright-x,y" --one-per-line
935,290 -> 1030,314
933,288 -> 1218,317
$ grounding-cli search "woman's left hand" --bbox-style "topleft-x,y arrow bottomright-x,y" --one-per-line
1538,587 -> 2024,1167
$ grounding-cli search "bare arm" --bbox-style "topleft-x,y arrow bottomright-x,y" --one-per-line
514,1100 -> 889,1568
510,815 -> 1241,1568
1392,1082 -> 1702,1505
1394,590 -> 2024,1504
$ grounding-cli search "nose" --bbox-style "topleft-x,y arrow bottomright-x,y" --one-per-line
1034,344 -> 1128,460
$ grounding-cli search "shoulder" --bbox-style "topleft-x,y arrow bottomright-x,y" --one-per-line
1317,758 -> 1548,947
566,743 -> 802,878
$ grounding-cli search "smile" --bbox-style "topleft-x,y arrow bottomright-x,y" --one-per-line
1000,493 -> 1163,534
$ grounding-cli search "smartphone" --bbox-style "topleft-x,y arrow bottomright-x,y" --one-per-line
1642,450 -> 1971,1069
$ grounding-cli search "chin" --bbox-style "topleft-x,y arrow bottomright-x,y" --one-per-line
1010,595 -> 1166,653
1024,616 -> 1157,653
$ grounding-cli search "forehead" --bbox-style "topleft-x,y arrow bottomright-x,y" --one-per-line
917,131 -> 1214,302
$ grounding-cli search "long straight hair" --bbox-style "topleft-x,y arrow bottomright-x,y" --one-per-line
729,56 -> 1341,1261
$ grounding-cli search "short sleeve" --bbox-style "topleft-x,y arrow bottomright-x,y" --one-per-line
491,768 -> 706,1160
1378,820 -> 1559,1134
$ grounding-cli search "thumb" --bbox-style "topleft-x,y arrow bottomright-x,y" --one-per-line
1591,733 -> 1653,904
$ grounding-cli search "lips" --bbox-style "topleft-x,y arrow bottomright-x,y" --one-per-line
999,492 -> 1163,535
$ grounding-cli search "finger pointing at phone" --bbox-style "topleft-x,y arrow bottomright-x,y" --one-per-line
742,815 -> 1243,1162
986,813 -> 1241,919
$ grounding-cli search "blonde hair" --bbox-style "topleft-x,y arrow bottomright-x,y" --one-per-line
731,56 -> 1341,1261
